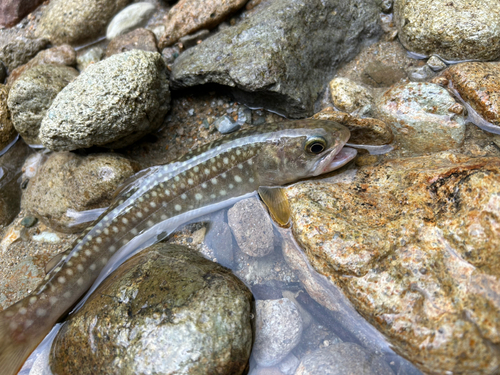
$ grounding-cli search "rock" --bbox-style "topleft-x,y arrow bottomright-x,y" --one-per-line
361,60 -> 406,88
253,298 -> 303,367
406,64 -> 436,82
171,0 -> 381,118
76,46 -> 104,71
444,62 -> 500,131
106,2 -> 156,40
329,77 -> 374,117
178,29 -> 211,49
0,29 -> 48,72
377,82 -> 465,153
21,152 -> 135,233
7,64 -> 79,146
0,0 -> 45,27
6,44 -> 76,85
39,50 -> 170,151
205,210 -> 235,268
294,343 -> 394,375
214,114 -> 240,134
0,62 -> 5,83
0,139 -> 31,227
285,153 -> 500,374
158,0 -> 247,48
35,0 -> 131,45
0,85 -> 16,151
50,243 -> 253,375
278,353 -> 300,375
394,0 -> 500,61
312,108 -> 393,145
105,28 -> 158,58
426,55 -> 447,72
228,197 -> 274,257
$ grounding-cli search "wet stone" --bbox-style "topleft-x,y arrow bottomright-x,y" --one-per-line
426,55 -> 447,72
40,50 -> 170,151
105,28 -> 158,58
171,0 -> 381,118
444,62 -> 500,129
106,2 -> 156,40
0,0 -> 45,28
0,84 -> 16,152
50,243 -> 253,375
6,44 -> 76,86
0,28 -> 48,72
21,152 -> 135,233
205,210 -> 235,268
178,29 -> 211,49
159,0 -> 248,48
76,46 -> 104,71
286,153 -> 500,374
328,77 -> 374,117
253,298 -> 303,367
361,60 -> 406,88
377,82 -> 465,154
20,216 -> 37,228
294,343 -> 394,375
214,114 -> 240,134
35,0 -> 131,45
7,64 -> 79,146
228,197 -> 274,258
394,0 -> 500,61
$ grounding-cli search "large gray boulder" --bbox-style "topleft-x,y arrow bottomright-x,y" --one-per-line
171,0 -> 381,118
39,50 -> 170,151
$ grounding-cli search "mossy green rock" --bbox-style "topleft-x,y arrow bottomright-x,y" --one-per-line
50,243 -> 254,375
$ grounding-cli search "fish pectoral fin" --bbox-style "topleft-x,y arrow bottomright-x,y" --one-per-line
258,186 -> 291,227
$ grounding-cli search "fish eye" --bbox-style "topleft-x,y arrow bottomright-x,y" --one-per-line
305,137 -> 327,154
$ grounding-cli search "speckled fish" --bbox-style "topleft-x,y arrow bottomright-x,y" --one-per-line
0,119 -> 356,374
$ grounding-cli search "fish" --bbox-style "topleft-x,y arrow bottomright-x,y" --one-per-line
0,119 -> 356,374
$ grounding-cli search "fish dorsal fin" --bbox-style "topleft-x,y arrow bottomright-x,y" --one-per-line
258,186 -> 291,226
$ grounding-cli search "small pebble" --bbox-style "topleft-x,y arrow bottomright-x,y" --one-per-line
32,232 -> 60,244
21,216 -> 38,228
214,115 -> 240,134
426,55 -> 447,72
106,2 -> 156,40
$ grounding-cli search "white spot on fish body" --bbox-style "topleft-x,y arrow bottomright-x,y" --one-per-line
249,178 -> 255,183
229,184 -> 234,189
161,214 -> 167,220
36,308 -> 46,317
238,164 -> 243,169
211,178 -> 217,185
147,220 -> 154,227
131,228 -> 138,235
50,297 -> 58,305
194,166 -> 199,172
188,178 -> 194,185
175,205 -> 182,211
19,307 -> 27,315
109,246 -> 116,253
77,278 -> 84,286
122,218 -> 129,225
223,157 -> 229,164
221,173 -> 227,178
195,193 -> 203,200
96,237 -> 102,244
66,269 -> 74,276
77,264 -> 84,272
58,276 -> 66,284
63,292 -> 71,299
150,202 -> 157,208
220,190 -> 227,196
174,176 -> 180,182
85,250 -> 92,256
90,264 -> 96,271
234,175 -> 242,183
181,194 -> 187,199
29,297 -> 37,304
201,183 -> 207,188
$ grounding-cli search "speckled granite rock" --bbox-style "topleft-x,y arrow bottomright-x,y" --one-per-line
6,44 -> 76,85
0,29 -> 48,72
171,0 -> 381,118
295,343 -> 394,375
159,0 -> 247,48
253,298 -> 303,367
39,50 -> 170,151
329,77 -> 374,117
7,64 -> 79,146
394,0 -> 500,61
286,153 -> 500,374
21,152 -> 136,233
228,197 -> 274,257
0,85 -> 16,151
444,62 -> 500,129
377,82 -> 465,153
50,244 -> 253,375
35,0 -> 131,45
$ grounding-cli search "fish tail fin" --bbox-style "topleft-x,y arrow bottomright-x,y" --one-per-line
0,305 -> 42,375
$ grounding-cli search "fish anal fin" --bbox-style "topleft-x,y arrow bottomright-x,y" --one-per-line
258,186 -> 291,227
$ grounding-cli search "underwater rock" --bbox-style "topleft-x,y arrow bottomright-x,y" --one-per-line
0,28 -> 48,72
105,28 -> 158,57
328,77 -> 374,117
0,85 -> 16,152
377,82 -> 465,153
50,243 -> 254,375
171,0 -> 381,118
286,153 -> 500,374
21,152 -> 135,233
106,2 -> 156,40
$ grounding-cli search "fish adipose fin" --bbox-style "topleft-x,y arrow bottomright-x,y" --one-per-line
258,186 -> 291,226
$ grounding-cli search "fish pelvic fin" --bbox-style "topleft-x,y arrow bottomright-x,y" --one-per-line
258,186 -> 291,226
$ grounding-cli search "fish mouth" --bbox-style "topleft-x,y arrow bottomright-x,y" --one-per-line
313,146 -> 357,176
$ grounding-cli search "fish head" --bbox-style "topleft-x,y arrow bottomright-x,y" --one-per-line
255,119 -> 356,185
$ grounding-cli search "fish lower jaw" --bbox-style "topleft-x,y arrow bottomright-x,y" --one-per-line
314,147 -> 357,176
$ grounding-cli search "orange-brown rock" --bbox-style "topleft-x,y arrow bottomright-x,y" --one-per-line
445,62 -> 500,126
105,28 -> 158,58
286,153 -> 500,374
158,0 -> 248,48
312,107 -> 393,145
